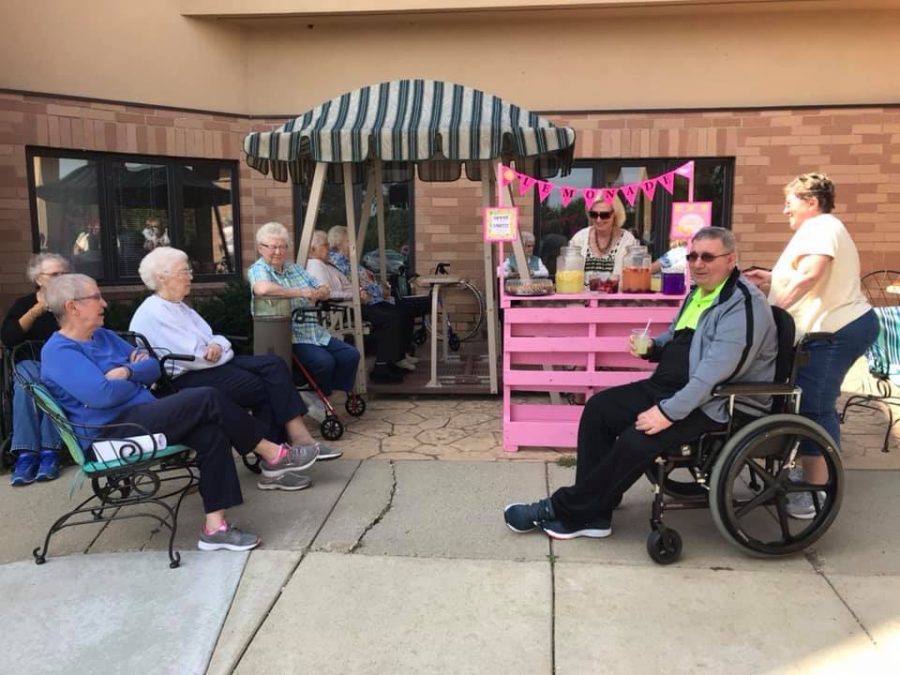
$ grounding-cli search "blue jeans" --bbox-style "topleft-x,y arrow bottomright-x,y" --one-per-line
796,309 -> 879,451
12,360 -> 61,456
292,337 -> 360,396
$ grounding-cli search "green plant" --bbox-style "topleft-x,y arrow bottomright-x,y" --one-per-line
191,280 -> 254,352
556,455 -> 577,468
102,293 -> 149,332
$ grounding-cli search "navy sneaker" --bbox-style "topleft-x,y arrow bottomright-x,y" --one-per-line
10,452 -> 39,486
35,450 -> 61,482
541,517 -> 612,540
504,499 -> 555,533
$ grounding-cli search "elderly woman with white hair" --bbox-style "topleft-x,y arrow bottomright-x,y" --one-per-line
129,247 -> 342,480
248,222 -> 360,400
41,274 -> 322,551
502,231 -> 549,278
1,253 -> 69,485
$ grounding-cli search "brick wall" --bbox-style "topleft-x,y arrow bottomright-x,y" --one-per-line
414,107 -> 900,299
0,92 -> 294,308
3,92 -> 898,314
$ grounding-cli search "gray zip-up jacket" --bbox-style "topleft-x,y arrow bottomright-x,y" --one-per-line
650,268 -> 778,424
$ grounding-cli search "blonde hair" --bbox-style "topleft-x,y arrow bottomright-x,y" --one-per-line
588,195 -> 627,232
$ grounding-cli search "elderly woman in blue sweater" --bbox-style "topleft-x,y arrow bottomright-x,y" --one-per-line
41,274 -> 322,552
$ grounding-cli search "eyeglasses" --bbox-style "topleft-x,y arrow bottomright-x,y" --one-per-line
177,268 -> 193,277
686,251 -> 732,264
588,210 -> 614,220
260,243 -> 289,252
40,271 -> 65,278
73,293 -> 103,303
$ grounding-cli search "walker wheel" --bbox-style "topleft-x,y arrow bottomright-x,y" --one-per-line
448,333 -> 461,351
345,395 -> 366,417
33,548 -> 46,565
320,416 -> 344,441
413,328 -> 427,345
647,528 -> 682,565
242,452 -> 262,475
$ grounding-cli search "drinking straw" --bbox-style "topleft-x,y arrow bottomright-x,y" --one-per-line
643,318 -> 652,335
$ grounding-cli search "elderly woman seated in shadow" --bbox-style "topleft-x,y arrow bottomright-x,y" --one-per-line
129,246 -> 342,474
306,229 -> 415,384
41,274 -> 323,552
323,226 -> 418,384
247,222 -> 361,407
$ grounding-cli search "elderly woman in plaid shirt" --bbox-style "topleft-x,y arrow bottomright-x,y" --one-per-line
248,222 -> 360,403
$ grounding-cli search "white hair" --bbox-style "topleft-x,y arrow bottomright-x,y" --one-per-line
520,231 -> 535,246
255,221 -> 291,247
26,253 -> 69,283
44,273 -> 95,319
327,225 -> 349,249
310,230 -> 328,248
138,246 -> 189,290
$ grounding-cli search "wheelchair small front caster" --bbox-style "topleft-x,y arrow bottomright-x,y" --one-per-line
33,548 -> 46,565
242,452 -> 262,474
320,416 -> 344,441
345,394 -> 366,417
647,528 -> 682,565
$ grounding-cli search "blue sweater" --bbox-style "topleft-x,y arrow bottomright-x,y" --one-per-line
41,328 -> 161,443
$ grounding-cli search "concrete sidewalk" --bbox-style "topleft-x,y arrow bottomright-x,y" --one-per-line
1,458 -> 899,674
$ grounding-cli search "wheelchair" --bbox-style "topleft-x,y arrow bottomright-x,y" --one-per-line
1,345 -> 14,469
643,306 -> 844,565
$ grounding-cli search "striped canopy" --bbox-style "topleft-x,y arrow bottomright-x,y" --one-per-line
243,79 -> 576,184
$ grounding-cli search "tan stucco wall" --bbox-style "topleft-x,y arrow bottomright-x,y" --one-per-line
1,3 -> 898,115
0,0 -> 246,112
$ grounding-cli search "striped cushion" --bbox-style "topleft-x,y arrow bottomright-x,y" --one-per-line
868,307 -> 900,385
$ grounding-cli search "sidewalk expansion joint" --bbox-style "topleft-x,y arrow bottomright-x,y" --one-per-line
804,549 -> 876,644
349,460 -> 397,554
545,462 -> 557,675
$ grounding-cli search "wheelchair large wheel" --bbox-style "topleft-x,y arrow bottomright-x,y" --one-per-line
345,394 -> 366,417
709,414 -> 843,558
0,436 -> 13,469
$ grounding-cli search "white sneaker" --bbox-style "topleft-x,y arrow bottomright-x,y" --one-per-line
394,358 -> 417,371
403,354 -> 420,364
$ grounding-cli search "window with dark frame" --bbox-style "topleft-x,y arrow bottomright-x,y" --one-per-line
293,178 -> 415,269
27,147 -> 240,284
534,157 -> 734,263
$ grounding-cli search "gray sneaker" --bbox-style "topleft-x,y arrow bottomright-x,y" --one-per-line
257,472 -> 313,491
198,524 -> 260,552
260,443 -> 319,478
316,444 -> 343,461
786,466 -> 826,520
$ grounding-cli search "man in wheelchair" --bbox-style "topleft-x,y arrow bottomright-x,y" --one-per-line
505,227 -> 779,541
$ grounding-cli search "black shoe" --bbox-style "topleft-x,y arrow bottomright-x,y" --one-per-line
371,367 -> 403,384
504,499 -> 555,533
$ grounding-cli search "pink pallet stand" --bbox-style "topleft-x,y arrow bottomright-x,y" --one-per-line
501,289 -> 684,452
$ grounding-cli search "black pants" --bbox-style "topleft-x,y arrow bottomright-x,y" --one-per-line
174,354 -> 306,444
551,380 -> 724,527
106,387 -> 267,514
362,301 -> 412,363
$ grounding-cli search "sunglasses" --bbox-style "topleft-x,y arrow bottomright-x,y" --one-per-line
686,251 -> 731,264
588,210 -> 614,220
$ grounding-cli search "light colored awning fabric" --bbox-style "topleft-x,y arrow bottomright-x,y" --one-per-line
243,79 -> 576,183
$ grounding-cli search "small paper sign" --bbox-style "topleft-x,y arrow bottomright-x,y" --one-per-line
671,201 -> 712,240
483,206 -> 520,242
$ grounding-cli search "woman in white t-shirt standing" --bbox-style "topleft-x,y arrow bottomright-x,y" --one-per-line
746,173 -> 878,516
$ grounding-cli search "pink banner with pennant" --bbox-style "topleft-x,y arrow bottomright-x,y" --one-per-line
601,187 -> 618,205
658,172 -> 675,194
559,186 -> 577,207
640,179 -> 658,201
537,181 -> 555,203
517,172 -> 536,197
674,161 -> 695,179
620,184 -> 639,206
581,188 -> 599,207
498,165 -> 517,189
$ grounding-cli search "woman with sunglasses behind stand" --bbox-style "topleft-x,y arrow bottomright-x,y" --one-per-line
569,195 -> 636,286
745,172 -> 877,520
1,254 -> 69,485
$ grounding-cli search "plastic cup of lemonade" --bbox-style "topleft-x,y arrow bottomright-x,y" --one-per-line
631,328 -> 651,356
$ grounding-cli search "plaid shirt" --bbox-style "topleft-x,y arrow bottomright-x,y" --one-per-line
247,258 -> 331,346
329,250 -> 387,304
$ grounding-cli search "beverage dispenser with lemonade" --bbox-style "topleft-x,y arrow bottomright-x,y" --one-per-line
555,246 -> 585,293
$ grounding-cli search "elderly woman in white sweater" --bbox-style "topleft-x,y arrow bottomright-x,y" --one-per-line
129,247 -> 342,477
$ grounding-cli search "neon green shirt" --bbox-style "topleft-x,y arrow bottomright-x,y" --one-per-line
674,278 -> 728,331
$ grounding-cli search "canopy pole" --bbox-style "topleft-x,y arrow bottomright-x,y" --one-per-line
356,164 -> 377,261
482,160 -> 500,394
373,161 -> 388,285
296,162 -> 327,266
343,163 -> 368,394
